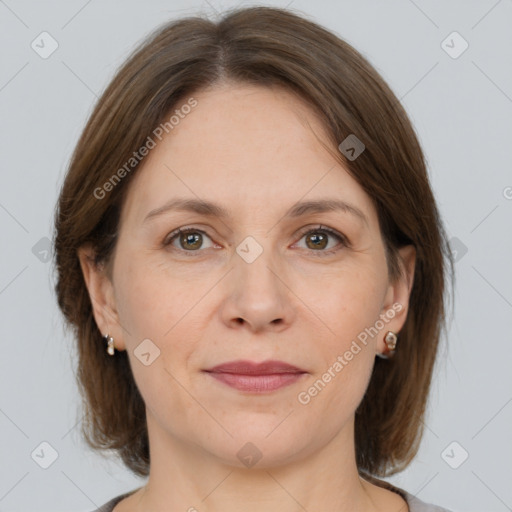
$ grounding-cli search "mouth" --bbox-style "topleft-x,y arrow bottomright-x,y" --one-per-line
202,359 -> 308,393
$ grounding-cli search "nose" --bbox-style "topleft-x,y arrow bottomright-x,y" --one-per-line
219,244 -> 296,334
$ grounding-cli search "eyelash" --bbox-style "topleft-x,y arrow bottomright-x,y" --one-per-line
163,224 -> 349,257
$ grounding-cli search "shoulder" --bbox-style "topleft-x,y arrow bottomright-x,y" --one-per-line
360,473 -> 454,512
87,488 -> 140,512
89,482 -> 456,512
402,489 -> 454,512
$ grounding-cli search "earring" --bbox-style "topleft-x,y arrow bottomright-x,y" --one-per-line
104,333 -> 115,356
376,331 -> 397,359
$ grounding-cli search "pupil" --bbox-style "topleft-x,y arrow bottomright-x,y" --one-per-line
183,232 -> 201,249
309,232 -> 327,249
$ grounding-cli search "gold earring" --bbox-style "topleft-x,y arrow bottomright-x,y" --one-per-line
104,333 -> 115,356
376,331 -> 397,359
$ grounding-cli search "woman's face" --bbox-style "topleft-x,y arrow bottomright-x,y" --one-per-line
81,82 -> 415,468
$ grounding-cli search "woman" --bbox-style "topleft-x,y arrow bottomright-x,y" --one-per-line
53,6 -> 455,512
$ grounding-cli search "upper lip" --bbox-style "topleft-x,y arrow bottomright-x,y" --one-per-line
204,359 -> 306,375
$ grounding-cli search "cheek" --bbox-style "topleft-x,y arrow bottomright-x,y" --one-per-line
114,253 -> 203,371
114,250 -> 196,338
293,262 -> 385,407
302,265 -> 386,348
112,257 -> 202,426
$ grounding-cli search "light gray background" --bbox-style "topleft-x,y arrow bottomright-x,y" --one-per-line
1,1 -> 511,511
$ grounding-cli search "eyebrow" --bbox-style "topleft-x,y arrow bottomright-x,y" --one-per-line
143,197 -> 368,226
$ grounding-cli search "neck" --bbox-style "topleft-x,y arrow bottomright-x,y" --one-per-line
129,414 -> 383,512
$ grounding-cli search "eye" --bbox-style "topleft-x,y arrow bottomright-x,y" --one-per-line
163,224 -> 349,256
293,225 -> 348,255
163,227 -> 215,253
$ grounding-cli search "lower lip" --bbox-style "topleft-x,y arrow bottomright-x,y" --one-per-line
205,372 -> 306,392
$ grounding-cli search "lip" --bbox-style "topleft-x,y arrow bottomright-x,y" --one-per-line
203,359 -> 307,393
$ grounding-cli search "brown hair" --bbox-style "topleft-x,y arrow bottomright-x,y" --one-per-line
53,5 -> 454,479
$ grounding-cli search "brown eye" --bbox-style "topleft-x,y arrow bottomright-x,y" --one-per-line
295,226 -> 347,255
179,231 -> 203,250
164,228 -> 214,252
305,231 -> 329,250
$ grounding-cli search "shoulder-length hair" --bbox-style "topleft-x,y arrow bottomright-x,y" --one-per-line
53,5 -> 454,479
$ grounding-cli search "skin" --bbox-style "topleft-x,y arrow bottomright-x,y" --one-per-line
79,82 -> 415,512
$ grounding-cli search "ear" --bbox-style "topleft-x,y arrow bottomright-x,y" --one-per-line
377,244 -> 416,355
77,244 -> 126,351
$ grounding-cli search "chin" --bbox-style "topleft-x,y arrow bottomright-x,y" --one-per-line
198,424 -> 314,470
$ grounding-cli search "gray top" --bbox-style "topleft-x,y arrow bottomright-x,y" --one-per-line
90,481 -> 453,512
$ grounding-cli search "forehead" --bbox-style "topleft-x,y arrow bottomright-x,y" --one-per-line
120,83 -> 377,229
